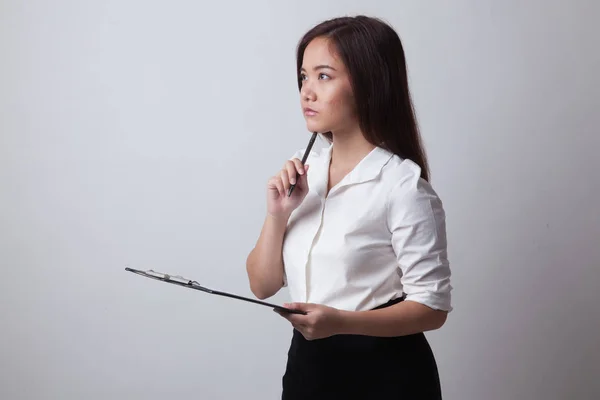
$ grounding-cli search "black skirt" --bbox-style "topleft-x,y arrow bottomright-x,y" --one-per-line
281,297 -> 442,399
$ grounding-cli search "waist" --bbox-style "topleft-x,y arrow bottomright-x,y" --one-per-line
289,294 -> 430,361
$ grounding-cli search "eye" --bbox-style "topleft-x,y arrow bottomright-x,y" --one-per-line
299,73 -> 307,81
318,73 -> 330,80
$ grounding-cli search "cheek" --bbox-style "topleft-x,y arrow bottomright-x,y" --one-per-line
324,86 -> 355,118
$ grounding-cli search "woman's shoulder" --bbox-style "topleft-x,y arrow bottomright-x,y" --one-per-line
380,155 -> 446,241
382,154 -> 443,208
383,154 -> 428,188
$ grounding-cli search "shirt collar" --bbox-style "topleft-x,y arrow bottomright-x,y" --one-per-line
316,144 -> 394,197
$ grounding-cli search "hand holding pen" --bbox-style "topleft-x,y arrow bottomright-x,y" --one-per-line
265,132 -> 318,219
287,132 -> 317,197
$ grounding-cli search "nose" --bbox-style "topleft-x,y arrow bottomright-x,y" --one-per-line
300,81 -> 316,102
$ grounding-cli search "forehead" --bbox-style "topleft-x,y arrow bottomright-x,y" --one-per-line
302,37 -> 343,69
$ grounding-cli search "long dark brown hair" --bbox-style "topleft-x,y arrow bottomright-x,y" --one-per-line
296,15 -> 430,181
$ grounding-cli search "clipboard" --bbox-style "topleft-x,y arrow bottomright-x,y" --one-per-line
124,267 -> 307,315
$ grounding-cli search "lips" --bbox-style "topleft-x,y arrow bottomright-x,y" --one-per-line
303,107 -> 318,116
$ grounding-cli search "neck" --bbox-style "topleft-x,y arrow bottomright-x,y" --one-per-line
329,127 -> 376,170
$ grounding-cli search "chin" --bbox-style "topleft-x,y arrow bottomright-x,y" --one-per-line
305,121 -> 329,133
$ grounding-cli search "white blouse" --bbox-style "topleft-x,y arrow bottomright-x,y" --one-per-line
281,143 -> 453,313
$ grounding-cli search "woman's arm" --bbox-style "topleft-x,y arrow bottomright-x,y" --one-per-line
277,300 -> 447,340
246,213 -> 289,299
338,300 -> 448,337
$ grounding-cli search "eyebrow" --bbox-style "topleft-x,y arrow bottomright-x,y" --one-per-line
300,65 -> 337,72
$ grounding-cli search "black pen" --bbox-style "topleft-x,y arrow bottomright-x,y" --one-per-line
287,132 -> 318,197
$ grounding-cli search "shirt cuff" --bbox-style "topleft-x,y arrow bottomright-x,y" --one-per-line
404,287 -> 453,312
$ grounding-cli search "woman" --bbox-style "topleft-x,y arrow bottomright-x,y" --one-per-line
246,15 -> 452,399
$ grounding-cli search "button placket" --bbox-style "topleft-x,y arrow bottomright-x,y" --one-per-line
304,197 -> 327,302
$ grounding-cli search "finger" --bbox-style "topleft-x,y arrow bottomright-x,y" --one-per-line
280,169 -> 290,192
295,164 -> 309,189
280,314 -> 305,329
285,161 -> 298,186
292,323 -> 304,332
297,327 -> 312,340
269,176 -> 284,197
274,309 -> 299,322
291,158 -> 305,176
282,312 -> 302,324
273,309 -> 290,321
273,176 -> 284,197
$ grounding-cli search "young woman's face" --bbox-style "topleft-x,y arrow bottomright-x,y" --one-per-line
300,37 -> 357,134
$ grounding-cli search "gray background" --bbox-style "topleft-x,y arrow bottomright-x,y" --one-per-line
1,1 -> 599,399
